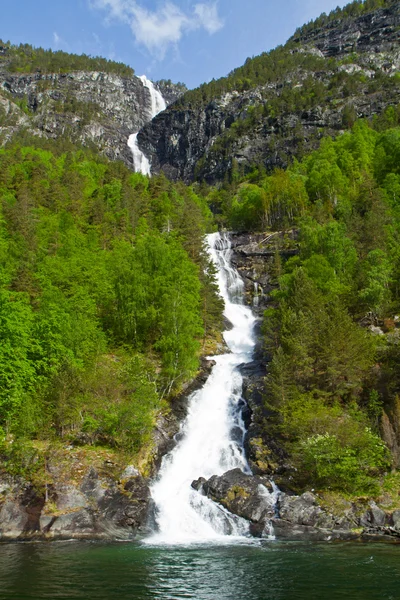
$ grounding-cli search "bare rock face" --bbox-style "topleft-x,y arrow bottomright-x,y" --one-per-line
0,67 -> 183,168
138,2 -> 400,184
271,492 -> 360,541
194,471 -> 358,541
193,469 -> 400,542
0,480 -> 45,540
226,231 -> 298,481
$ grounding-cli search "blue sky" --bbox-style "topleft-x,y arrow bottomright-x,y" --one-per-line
2,0 -> 349,88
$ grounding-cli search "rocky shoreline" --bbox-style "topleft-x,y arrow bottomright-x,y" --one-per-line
192,467 -> 400,543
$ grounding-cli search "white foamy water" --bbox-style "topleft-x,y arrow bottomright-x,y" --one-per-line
147,232 -> 262,545
128,75 -> 166,176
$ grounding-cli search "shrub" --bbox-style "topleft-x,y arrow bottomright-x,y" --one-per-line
300,428 -> 390,494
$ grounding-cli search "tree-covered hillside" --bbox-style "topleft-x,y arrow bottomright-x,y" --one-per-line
1,0 -> 400,507
0,134 -> 223,477
214,115 -> 400,497
0,40 -> 134,77
175,0 -> 398,109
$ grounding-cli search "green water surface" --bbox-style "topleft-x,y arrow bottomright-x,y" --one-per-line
0,540 -> 399,600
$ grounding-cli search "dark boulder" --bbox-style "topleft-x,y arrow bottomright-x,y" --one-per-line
200,469 -> 275,532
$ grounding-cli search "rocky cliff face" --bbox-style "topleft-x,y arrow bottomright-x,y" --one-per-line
229,231 -> 298,481
0,460 -> 151,542
138,1 -> 400,183
0,59 -> 183,168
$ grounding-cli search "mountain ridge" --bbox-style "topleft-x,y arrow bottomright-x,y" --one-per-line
137,0 -> 400,183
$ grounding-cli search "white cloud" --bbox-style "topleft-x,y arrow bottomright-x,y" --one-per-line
194,3 -> 223,34
90,0 -> 224,59
130,3 -> 191,57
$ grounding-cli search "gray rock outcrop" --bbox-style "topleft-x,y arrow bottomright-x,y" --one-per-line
0,66 -> 183,168
0,466 -> 151,541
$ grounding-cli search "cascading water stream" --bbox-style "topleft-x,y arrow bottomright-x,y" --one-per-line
128,75 -> 166,176
147,232 -> 265,545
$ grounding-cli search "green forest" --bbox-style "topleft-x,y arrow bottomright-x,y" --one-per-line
0,41 -> 134,77
0,134 -> 223,476
3,115 -> 400,499
211,115 -> 400,496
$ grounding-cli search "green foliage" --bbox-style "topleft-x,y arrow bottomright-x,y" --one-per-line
230,121 -> 400,492
229,170 -> 308,231
0,436 -> 44,480
78,354 -> 160,452
266,269 -> 375,404
0,289 -> 36,423
301,429 -> 389,494
106,231 -> 203,393
2,42 -> 134,77
0,140 -> 222,455
278,394 -> 390,494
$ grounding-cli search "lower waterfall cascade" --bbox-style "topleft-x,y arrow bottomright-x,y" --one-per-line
128,75 -> 166,176
147,232 -> 275,545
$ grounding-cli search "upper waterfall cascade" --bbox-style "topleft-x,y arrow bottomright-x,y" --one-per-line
128,75 -> 166,176
147,232 -> 275,545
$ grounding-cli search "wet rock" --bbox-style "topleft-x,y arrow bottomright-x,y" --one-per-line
271,519 -> 359,542
40,468 -> 151,540
201,469 -> 275,529
55,485 -> 88,511
81,468 -> 106,504
267,492 -> 364,541
278,492 -> 333,528
0,500 -> 29,539
0,482 -> 45,540
148,357 -> 216,475
191,477 -> 207,492
0,463 -> 152,541
45,510 -> 96,538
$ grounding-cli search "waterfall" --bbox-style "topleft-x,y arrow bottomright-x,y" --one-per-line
139,75 -> 167,116
128,75 -> 166,176
147,232 -> 258,545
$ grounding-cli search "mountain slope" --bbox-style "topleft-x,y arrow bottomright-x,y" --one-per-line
0,42 -> 184,168
137,0 -> 400,183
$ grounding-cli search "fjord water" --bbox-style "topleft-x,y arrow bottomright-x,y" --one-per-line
128,75 -> 166,175
148,232 -> 263,543
1,541 -> 400,600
